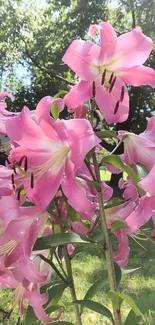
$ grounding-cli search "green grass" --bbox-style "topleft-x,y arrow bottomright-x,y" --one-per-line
1,238 -> 155,325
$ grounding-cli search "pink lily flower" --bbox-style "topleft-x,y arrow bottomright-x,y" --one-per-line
0,166 -> 15,197
62,162 -> 113,219
119,177 -> 138,201
6,105 -> 100,210
119,116 -> 155,171
105,201 -> 135,266
0,195 -> 48,275
63,22 -> 155,124
0,254 -> 62,323
105,198 -> 153,266
74,104 -> 88,118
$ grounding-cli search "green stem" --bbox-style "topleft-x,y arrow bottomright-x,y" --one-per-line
39,254 -> 69,285
54,251 -> 68,278
84,158 -> 96,181
55,198 -> 83,325
63,247 -> 83,325
110,139 -> 123,155
93,152 -> 122,325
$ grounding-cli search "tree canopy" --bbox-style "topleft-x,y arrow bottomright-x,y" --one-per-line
0,0 -> 155,132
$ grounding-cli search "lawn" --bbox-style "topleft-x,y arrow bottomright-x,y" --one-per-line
1,237 -> 155,325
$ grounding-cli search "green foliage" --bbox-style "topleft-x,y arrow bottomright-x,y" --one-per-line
102,154 -> 145,196
34,232 -> 102,250
73,299 -> 113,321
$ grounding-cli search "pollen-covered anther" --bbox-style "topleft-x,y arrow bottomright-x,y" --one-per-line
109,72 -> 114,84
109,76 -> 117,93
30,173 -> 34,189
101,69 -> 107,85
92,81 -> 96,98
120,86 -> 125,102
114,101 -> 120,114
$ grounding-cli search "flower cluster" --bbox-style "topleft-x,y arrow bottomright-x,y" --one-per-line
0,21 -> 155,323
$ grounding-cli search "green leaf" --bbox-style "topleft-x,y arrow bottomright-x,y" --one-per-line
88,228 -> 104,242
125,291 -> 155,325
73,300 -> 113,320
86,147 -> 95,161
108,291 -> 142,316
67,206 -> 81,222
114,263 -> 122,286
102,155 -> 145,196
119,293 -> 143,316
84,277 -> 108,301
54,90 -> 68,98
24,306 -> 37,325
34,232 -> 96,250
111,220 -> 128,233
140,229 -> 155,245
108,290 -> 123,309
124,295 -> 147,325
51,101 -> 60,119
96,130 -> 117,139
122,267 -> 141,275
49,321 -> 74,325
42,283 -> 67,308
125,311 -> 142,325
23,200 -> 35,207
135,163 -> 149,180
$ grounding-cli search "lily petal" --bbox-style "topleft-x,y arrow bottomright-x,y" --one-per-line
62,40 -> 99,80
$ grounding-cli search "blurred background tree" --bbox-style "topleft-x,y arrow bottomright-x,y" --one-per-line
0,0 -> 155,132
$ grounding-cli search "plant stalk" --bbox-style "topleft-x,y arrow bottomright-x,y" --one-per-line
55,197 -> 83,325
39,254 -> 69,285
63,247 -> 83,325
93,152 -> 122,325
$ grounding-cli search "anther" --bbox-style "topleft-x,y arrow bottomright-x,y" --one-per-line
11,174 -> 15,185
13,165 -> 17,174
101,69 -> 106,85
18,155 -> 28,172
11,174 -> 15,190
92,81 -> 96,98
120,86 -> 125,102
30,173 -> 34,189
109,76 -> 116,93
6,158 -> 11,165
114,101 -> 120,114
109,72 -> 114,84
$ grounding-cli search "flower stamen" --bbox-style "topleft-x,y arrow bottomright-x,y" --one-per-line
109,76 -> 117,93
114,101 -> 120,114
92,81 -> 96,98
101,69 -> 107,85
